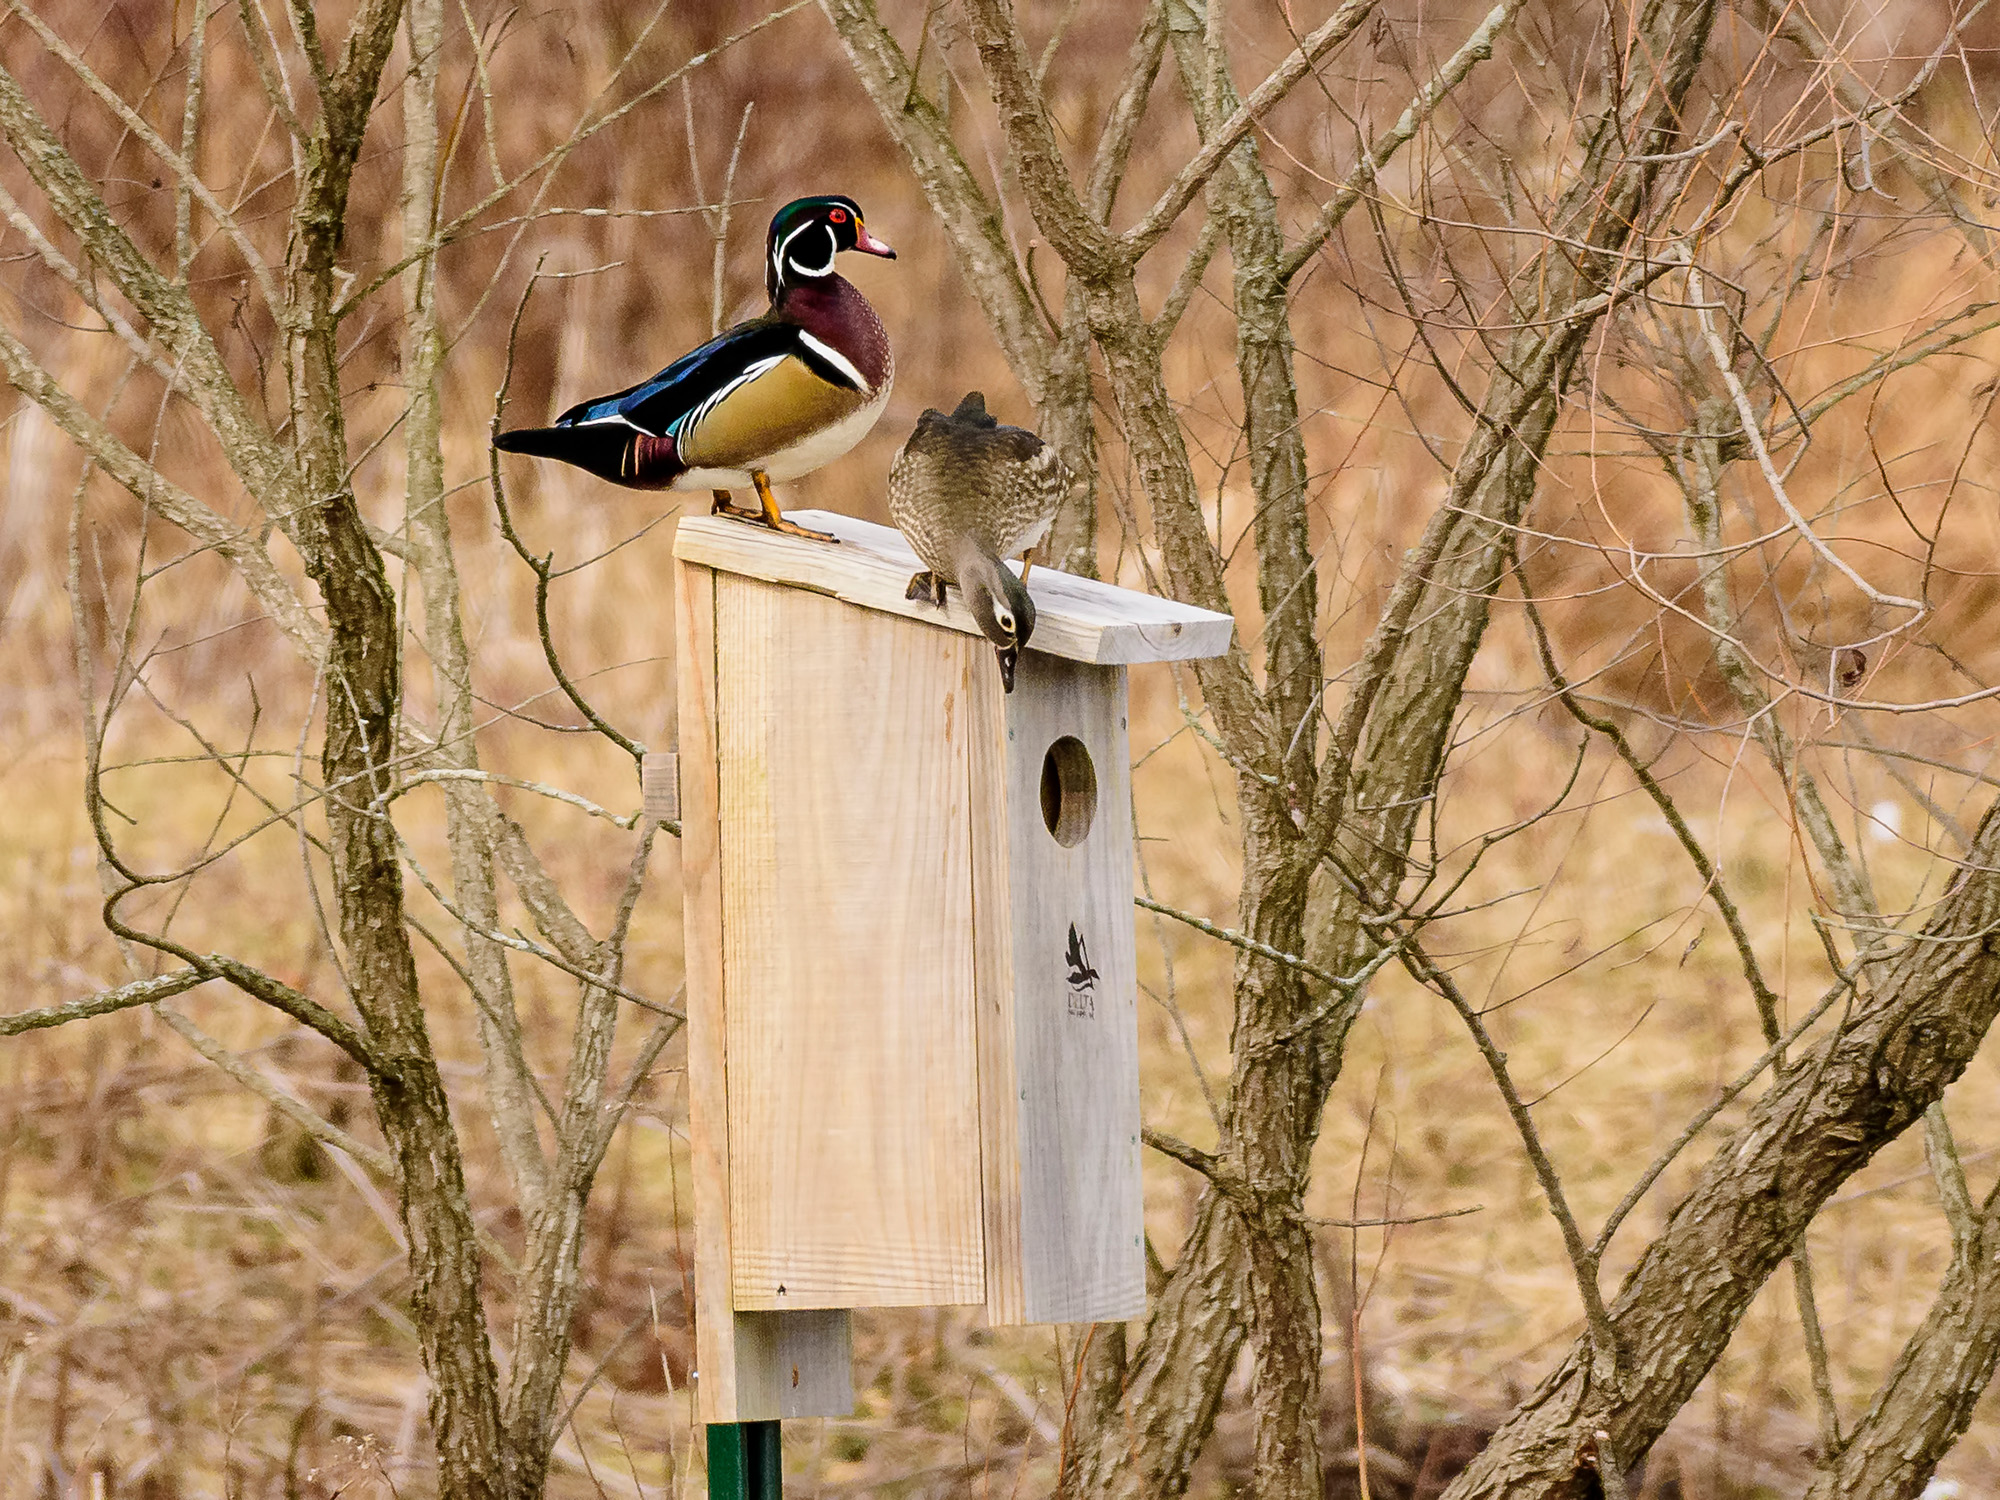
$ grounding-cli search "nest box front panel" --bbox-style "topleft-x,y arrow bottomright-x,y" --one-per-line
974,652 -> 1147,1325
715,576 -> 986,1310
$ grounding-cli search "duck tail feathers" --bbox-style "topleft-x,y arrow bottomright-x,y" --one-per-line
493,425 -> 573,458
950,391 -> 995,426
493,424 -> 683,489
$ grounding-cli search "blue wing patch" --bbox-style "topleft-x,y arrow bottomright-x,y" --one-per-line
557,317 -> 865,438
553,318 -> 864,437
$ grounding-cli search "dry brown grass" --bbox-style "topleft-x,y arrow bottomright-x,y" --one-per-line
13,671 -> 2000,1498
5,0 -> 2000,1494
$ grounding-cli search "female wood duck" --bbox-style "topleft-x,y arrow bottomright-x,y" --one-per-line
494,195 -> 895,543
887,391 -> 1070,692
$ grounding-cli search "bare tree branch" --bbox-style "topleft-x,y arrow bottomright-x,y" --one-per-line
0,320 -> 323,659
819,0 -> 1054,392
0,966 -> 209,1034
3,0 -> 285,312
1125,0 -> 1376,256
961,0 -> 1124,278
0,60 -> 304,519
1442,798 -> 2000,1498
153,1005 -> 396,1180
1278,0 -> 1528,283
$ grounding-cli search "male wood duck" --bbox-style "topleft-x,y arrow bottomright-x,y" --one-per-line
887,391 -> 1070,692
494,195 -> 895,543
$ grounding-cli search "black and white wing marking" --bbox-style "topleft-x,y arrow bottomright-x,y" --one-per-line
552,318 -> 866,440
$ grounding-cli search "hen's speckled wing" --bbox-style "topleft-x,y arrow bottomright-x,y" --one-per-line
888,402 -> 1070,579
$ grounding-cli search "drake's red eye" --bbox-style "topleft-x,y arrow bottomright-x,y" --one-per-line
829,208 -> 847,223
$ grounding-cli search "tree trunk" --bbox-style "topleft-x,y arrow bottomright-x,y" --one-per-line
1442,799 -> 2000,1497
286,6 -> 512,1493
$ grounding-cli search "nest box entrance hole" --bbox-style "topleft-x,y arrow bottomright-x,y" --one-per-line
1039,735 -> 1097,847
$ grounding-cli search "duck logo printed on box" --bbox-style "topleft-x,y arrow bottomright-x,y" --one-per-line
1065,923 -> 1099,1019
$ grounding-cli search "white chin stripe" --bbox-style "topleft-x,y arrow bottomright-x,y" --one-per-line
778,220 -> 836,281
798,330 -> 869,392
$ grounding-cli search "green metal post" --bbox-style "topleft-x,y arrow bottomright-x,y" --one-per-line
707,1420 -> 782,1499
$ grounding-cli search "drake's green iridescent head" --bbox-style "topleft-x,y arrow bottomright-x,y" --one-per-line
765,195 -> 895,301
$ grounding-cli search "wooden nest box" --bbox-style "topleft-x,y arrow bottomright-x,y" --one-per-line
672,510 -> 1234,1423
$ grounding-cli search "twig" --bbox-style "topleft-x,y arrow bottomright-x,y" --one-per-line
396,832 -> 679,1019
1789,1246 -> 1843,1456
338,1 -> 816,317
590,1002 -> 685,1166
1518,569 -> 1783,1040
1923,1104 -> 1979,1257
1593,978 -> 1853,1256
1278,0 -> 1530,283
1152,208 -> 1224,340
0,316 -> 323,660
1309,1206 -> 1481,1229
376,769 -> 653,830
1402,936 -> 1622,1379
1135,895 -> 1368,991
4,0 -> 280,310
153,1005 -> 395,1179
1686,260 -> 1923,616
1138,853 -> 1223,1129
489,269 -> 645,765
1124,0 -> 1378,256
1083,0 -> 1168,222
1351,1307 -> 1372,1500
1142,1127 -> 1228,1185
0,966 -> 208,1034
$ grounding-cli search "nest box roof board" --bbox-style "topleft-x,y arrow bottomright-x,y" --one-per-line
673,509 -> 1238,664
673,509 -> 1233,1424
